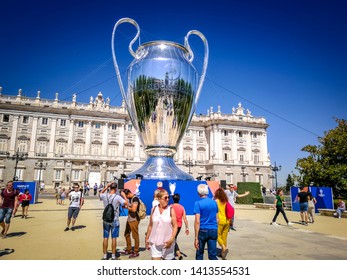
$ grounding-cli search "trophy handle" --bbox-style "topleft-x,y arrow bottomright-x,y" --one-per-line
184,30 -> 209,105
111,17 -> 140,100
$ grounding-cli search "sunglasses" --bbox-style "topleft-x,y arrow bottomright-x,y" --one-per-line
162,196 -> 169,200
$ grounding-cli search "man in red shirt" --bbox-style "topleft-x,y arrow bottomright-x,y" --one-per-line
0,181 -> 19,238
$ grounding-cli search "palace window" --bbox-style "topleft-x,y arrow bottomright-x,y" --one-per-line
41,117 -> 48,125
3,114 -> 10,123
60,119 -> 67,127
37,141 -> 48,154
56,142 -> 66,155
92,144 -> 101,156
22,116 -> 29,124
18,140 -> 28,153
0,139 -> 8,152
55,170 -> 62,180
74,143 -> 84,155
72,170 -> 81,181
111,124 -> 117,130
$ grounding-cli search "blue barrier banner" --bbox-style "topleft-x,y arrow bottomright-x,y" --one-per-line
13,181 -> 37,204
290,186 -> 334,212
124,179 -> 214,215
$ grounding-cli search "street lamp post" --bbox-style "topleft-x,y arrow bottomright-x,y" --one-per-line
241,166 -> 246,182
182,157 -> 195,174
270,162 -> 282,190
35,160 -> 47,192
7,149 -> 28,181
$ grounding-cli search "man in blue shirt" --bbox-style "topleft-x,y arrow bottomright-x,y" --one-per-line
194,184 -> 218,260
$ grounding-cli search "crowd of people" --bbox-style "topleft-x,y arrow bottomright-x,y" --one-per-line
96,181 -> 247,260
1,179 -> 346,260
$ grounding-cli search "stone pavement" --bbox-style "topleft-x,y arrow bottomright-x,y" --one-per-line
1,194 -> 346,260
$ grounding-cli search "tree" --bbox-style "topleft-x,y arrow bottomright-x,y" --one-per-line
285,174 -> 295,192
295,118 -> 347,197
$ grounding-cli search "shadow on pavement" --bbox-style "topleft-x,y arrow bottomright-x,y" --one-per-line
0,248 -> 15,257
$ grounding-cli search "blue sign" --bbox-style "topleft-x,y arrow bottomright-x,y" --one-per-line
13,181 -> 38,204
124,179 -> 211,215
290,186 -> 334,212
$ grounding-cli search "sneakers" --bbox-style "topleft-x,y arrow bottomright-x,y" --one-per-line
287,222 -> 293,226
129,252 -> 139,259
71,227 -> 75,231
271,222 -> 279,226
64,227 -> 70,231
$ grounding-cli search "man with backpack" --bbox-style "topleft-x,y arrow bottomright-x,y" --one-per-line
99,181 -> 127,260
121,189 -> 140,258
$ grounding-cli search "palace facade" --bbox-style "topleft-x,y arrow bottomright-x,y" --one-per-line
0,87 -> 273,188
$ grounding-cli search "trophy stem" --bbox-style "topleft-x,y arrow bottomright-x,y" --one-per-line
127,156 -> 194,180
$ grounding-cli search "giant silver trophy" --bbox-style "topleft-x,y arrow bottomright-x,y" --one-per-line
112,18 -> 208,180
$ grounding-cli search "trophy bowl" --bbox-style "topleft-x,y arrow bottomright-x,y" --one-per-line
112,18 -> 208,180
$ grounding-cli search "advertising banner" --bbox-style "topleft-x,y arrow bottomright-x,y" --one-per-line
124,179 -> 215,215
290,186 -> 334,212
13,181 -> 37,204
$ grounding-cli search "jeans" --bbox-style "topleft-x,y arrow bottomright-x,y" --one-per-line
337,208 -> 345,218
103,220 -> 120,238
196,228 -> 218,260
0,208 -> 13,224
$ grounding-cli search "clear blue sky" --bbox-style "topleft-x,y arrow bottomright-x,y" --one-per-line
1,0 -> 346,185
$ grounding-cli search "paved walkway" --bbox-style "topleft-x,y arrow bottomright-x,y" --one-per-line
1,195 -> 346,260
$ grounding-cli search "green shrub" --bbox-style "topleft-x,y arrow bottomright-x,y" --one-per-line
236,182 -> 263,205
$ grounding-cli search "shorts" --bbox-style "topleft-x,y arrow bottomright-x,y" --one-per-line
103,220 -> 120,239
21,200 -> 30,207
68,207 -> 80,219
150,242 -> 175,260
0,208 -> 13,224
300,202 -> 308,212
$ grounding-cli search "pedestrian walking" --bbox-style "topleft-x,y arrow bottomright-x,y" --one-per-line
270,189 -> 293,226
194,184 -> 218,260
214,188 -> 231,259
64,183 -> 84,231
21,189 -> 32,219
0,181 -> 19,238
225,184 -> 250,230
171,193 -> 189,260
145,189 -> 177,260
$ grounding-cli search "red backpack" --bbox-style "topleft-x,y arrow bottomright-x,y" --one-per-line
225,202 -> 234,220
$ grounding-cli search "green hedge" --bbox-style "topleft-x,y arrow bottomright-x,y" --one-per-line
236,182 -> 263,204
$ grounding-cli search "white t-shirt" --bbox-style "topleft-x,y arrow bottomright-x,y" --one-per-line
100,193 -> 125,221
225,189 -> 238,207
69,191 -> 83,208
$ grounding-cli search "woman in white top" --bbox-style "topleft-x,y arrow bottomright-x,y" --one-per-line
146,189 -> 177,260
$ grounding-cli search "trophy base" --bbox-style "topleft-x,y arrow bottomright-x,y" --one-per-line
127,156 -> 194,180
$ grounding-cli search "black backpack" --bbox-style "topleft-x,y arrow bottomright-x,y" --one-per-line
102,196 -> 116,223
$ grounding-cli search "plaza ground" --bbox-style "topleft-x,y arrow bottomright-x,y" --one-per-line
1,194 -> 346,260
